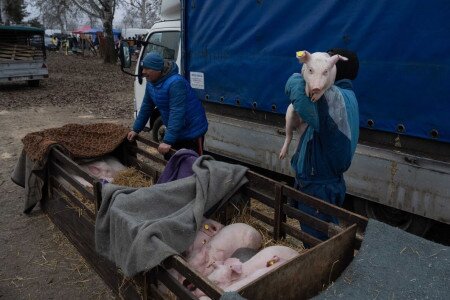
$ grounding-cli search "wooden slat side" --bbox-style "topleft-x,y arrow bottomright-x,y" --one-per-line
49,176 -> 96,221
42,189 -> 143,299
243,187 -> 274,208
282,222 -> 322,247
283,204 -> 332,237
239,225 -> 357,300
154,267 -> 198,300
49,161 -> 95,203
284,186 -> 368,230
51,148 -> 96,183
164,256 -> 223,299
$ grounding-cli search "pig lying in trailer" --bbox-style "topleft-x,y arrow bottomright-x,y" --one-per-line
71,155 -> 126,187
186,223 -> 263,276
193,245 -> 300,297
185,218 -> 225,258
279,50 -> 348,160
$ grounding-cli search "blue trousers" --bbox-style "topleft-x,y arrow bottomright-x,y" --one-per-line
293,177 -> 346,246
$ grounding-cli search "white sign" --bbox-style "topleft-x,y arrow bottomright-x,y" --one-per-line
190,71 -> 205,90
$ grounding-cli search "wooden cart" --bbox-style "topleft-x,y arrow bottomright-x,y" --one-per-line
43,136 -> 367,300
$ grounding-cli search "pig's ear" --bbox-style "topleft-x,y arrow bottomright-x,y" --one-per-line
296,50 -> 310,63
230,263 -> 242,274
212,261 -> 224,268
88,165 -> 101,176
328,54 -> 348,67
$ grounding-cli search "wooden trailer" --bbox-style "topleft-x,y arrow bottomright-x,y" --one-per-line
42,136 -> 368,300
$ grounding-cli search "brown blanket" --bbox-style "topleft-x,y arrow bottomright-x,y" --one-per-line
12,123 -> 129,213
22,123 -> 129,162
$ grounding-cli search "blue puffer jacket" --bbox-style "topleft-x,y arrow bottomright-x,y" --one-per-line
133,62 -> 208,144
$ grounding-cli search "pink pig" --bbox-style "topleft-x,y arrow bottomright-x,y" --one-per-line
205,246 -> 299,292
297,50 -> 348,102
185,218 -> 224,258
279,104 -> 307,160
187,223 -> 262,276
79,155 -> 126,183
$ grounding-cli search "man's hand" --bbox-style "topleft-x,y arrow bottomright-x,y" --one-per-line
158,142 -> 172,155
127,130 -> 138,141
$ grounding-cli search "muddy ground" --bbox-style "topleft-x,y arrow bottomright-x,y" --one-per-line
0,51 -> 136,299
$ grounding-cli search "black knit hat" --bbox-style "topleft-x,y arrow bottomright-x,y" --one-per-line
328,48 -> 359,81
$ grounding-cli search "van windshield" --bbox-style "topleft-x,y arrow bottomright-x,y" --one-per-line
142,31 -> 180,61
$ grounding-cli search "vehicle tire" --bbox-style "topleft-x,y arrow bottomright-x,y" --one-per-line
152,116 -> 166,143
27,80 -> 40,87
353,198 -> 433,236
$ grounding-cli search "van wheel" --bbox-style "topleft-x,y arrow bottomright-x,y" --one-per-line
152,116 -> 166,143
27,80 -> 40,87
353,198 -> 433,236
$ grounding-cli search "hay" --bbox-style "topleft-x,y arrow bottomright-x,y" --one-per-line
230,199 -> 305,253
113,167 -> 154,188
68,167 -> 154,214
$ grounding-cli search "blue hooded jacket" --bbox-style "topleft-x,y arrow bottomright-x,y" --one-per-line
285,73 -> 359,241
133,62 -> 208,144
285,73 -> 359,182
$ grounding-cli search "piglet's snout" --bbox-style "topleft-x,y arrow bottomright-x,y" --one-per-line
311,87 -> 322,94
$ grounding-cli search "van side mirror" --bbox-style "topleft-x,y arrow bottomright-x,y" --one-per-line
119,41 -> 131,68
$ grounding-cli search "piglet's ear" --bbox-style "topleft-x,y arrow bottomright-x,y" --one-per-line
230,264 -> 242,274
296,50 -> 310,64
328,54 -> 348,68
213,261 -> 224,268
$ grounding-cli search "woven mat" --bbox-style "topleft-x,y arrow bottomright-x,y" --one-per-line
22,123 -> 129,162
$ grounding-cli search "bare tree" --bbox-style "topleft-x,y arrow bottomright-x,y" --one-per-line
31,0 -> 79,32
121,9 -> 139,28
71,0 -> 118,63
122,0 -> 161,28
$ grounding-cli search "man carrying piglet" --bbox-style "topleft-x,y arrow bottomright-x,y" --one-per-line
284,48 -> 360,245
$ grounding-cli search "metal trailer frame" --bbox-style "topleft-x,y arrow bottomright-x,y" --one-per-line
42,136 -> 367,299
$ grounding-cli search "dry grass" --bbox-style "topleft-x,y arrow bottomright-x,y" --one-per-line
113,167 -> 154,188
231,199 -> 305,253
70,167 -> 154,214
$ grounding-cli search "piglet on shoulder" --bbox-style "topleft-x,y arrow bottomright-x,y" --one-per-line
297,50 -> 347,102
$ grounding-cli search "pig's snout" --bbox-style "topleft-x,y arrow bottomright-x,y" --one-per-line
311,87 -> 321,94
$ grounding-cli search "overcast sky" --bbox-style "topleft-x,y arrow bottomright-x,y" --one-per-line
25,3 -> 126,27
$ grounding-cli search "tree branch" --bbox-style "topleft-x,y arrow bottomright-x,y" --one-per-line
71,0 -> 102,18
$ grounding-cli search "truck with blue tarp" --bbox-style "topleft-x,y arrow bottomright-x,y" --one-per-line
121,0 -> 450,235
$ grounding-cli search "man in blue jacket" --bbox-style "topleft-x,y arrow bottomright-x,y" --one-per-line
285,49 -> 360,245
127,52 -> 208,158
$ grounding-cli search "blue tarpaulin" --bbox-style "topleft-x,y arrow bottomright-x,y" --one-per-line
184,0 -> 450,143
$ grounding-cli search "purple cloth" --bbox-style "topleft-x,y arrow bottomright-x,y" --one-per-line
157,149 -> 199,184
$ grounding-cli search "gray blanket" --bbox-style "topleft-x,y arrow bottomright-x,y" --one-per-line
95,155 -> 248,277
11,150 -> 48,213
315,219 -> 449,299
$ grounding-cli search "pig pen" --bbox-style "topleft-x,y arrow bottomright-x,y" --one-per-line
42,135 -> 368,300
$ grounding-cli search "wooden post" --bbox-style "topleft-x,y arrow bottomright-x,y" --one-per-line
93,180 -> 103,214
273,182 -> 287,240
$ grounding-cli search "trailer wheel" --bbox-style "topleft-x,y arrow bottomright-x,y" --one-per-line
152,116 -> 166,143
353,198 -> 433,236
27,80 -> 40,87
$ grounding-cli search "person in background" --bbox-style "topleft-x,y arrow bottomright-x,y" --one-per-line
127,52 -> 208,159
285,48 -> 360,246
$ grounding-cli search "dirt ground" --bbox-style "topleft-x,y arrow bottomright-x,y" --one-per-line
0,52 -> 135,299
